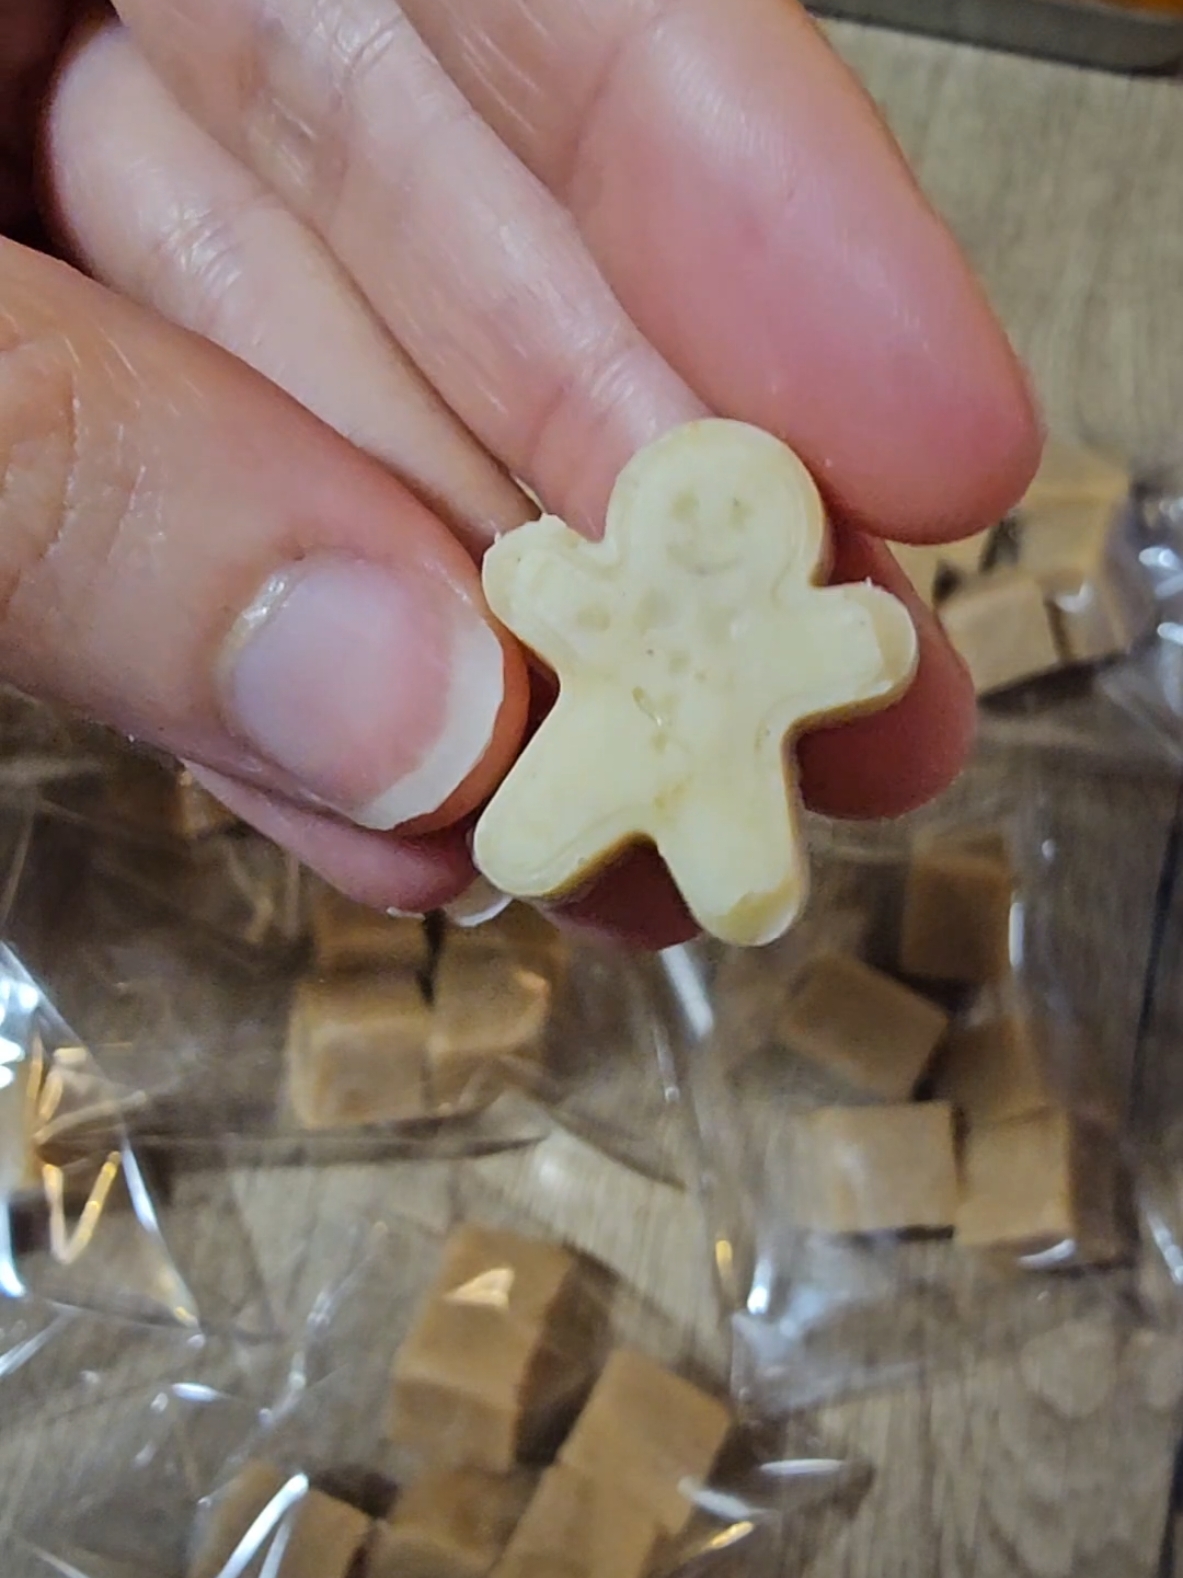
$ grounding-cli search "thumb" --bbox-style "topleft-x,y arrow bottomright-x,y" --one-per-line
0,239 -> 528,849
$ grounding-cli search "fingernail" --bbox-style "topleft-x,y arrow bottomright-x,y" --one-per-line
223,555 -> 504,830
444,875 -> 512,929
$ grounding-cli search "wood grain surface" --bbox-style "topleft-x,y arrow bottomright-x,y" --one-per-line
5,21 -> 1183,1578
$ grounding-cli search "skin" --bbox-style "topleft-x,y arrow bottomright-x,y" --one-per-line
0,0 -> 1039,948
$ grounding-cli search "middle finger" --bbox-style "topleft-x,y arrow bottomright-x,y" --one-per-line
112,0 -> 705,538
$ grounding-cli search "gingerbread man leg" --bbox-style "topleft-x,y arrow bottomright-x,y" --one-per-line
473,690 -> 668,900
655,751 -> 807,946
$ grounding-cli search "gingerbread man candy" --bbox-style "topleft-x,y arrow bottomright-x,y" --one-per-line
474,421 -> 917,946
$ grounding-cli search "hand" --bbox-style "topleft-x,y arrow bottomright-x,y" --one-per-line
6,0 -> 1036,947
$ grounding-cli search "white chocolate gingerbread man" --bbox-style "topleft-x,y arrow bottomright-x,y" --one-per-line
474,420 -> 918,946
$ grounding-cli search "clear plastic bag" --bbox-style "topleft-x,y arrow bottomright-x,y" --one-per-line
0,873 -> 276,1349
656,740 -> 1183,1412
1097,487 -> 1183,761
895,447 -> 1183,768
16,1154 -> 865,1578
0,803 -> 689,1185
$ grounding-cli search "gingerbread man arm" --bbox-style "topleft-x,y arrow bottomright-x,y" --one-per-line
483,517 -> 618,676
765,582 -> 919,741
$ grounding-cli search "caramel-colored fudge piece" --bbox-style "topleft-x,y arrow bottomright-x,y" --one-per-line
900,837 -> 1014,986
492,1467 -> 662,1578
389,1224 -> 603,1473
473,421 -> 918,949
939,571 -> 1061,696
937,528 -> 994,580
779,952 -> 948,1101
1018,500 -> 1152,664
1020,439 -> 1129,513
102,759 -> 237,841
558,1348 -> 732,1536
286,977 -> 432,1129
890,543 -> 942,607
371,1467 -> 535,1578
428,942 -> 551,1110
935,1014 -> 1052,1126
955,1108 -> 1125,1261
189,1463 -> 371,1578
455,902 -> 571,985
175,771 -> 240,840
892,533 -> 994,610
310,885 -> 431,975
792,1102 -> 960,1235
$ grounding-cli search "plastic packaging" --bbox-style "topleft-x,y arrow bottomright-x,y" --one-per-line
0,798 -> 689,1186
891,456 -> 1183,770
656,740 -> 1183,1413
0,823 -> 276,1347
17,1157 -> 864,1578
1097,487 -> 1183,762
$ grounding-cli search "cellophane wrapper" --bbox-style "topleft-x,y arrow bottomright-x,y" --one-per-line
655,738 -> 1183,1413
13,1149 -> 868,1578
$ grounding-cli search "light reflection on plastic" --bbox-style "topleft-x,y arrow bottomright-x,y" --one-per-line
44,1153 -> 122,1266
660,946 -> 715,1041
703,1519 -> 757,1551
1008,899 -> 1026,973
448,1267 -> 515,1309
221,1473 -> 309,1578
715,1238 -> 734,1283
746,1260 -> 772,1317
1158,620 -> 1183,647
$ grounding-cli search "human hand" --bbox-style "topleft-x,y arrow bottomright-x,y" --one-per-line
12,0 -> 1037,946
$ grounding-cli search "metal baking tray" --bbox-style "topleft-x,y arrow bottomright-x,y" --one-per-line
810,0 -> 1183,73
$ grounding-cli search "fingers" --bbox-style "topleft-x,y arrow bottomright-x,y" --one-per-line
0,240 -> 528,866
46,18 -> 532,554
110,0 -> 706,537
403,0 -> 1040,540
0,0 -> 73,230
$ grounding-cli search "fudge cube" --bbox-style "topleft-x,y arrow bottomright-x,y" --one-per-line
1019,439 -> 1129,513
558,1349 -> 732,1536
779,952 -> 948,1101
472,903 -> 571,984
492,1466 -> 662,1578
935,1013 -> 1052,1126
427,941 -> 552,1111
371,1467 -> 535,1578
955,1108 -> 1126,1262
939,571 -> 1061,697
174,771 -> 240,840
189,1463 -> 371,1578
286,977 -> 432,1129
310,886 -> 431,975
792,1102 -> 960,1235
389,1225 -> 603,1472
900,835 -> 1015,986
1018,500 -> 1153,664
890,543 -> 942,608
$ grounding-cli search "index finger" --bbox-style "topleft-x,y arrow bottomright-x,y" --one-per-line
404,0 -> 1041,542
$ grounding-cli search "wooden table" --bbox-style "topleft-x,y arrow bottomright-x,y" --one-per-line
5,20 -> 1183,1578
